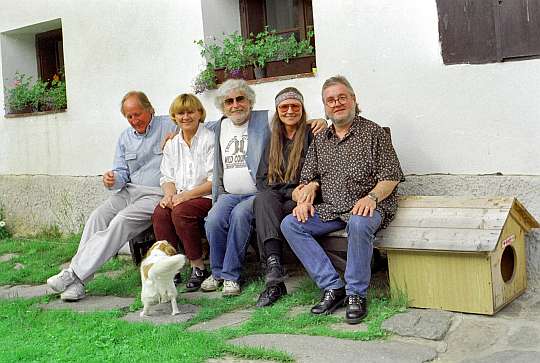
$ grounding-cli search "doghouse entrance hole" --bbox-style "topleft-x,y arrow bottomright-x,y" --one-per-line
501,245 -> 515,283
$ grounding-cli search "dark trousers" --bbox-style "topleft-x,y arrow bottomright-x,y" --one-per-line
152,197 -> 212,261
253,189 -> 296,261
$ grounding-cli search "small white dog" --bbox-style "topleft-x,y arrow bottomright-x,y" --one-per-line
140,240 -> 186,317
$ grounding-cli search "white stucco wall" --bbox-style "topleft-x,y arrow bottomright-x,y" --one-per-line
0,0 -> 206,176
201,0 -> 241,43
1,0 -> 539,177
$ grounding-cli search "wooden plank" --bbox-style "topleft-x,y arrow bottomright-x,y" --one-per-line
491,216 -> 527,312
510,199 -> 540,231
397,196 -> 514,210
376,227 -> 500,252
390,207 -> 507,230
388,250 -> 494,314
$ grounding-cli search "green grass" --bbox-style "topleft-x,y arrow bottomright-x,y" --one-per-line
0,236 -> 407,362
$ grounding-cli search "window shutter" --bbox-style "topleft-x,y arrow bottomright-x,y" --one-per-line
499,0 -> 540,59
436,0 -> 498,64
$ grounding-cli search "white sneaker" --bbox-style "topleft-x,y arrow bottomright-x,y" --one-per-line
47,268 -> 77,293
60,281 -> 86,301
200,275 -> 223,292
222,280 -> 241,296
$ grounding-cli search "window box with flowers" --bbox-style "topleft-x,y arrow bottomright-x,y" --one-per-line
192,29 -> 315,93
4,72 -> 67,117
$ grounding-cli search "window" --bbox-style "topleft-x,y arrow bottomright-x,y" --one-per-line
239,0 -> 314,44
1,19 -> 67,115
436,0 -> 540,65
36,29 -> 64,82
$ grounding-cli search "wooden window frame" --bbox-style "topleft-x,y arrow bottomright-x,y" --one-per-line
239,0 -> 313,42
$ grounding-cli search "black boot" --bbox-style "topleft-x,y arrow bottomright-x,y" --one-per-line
256,282 -> 287,308
185,266 -> 210,292
265,254 -> 285,284
311,287 -> 346,315
173,272 -> 182,286
344,295 -> 368,324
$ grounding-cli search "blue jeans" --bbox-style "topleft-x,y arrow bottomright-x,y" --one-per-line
281,211 -> 382,296
205,193 -> 255,282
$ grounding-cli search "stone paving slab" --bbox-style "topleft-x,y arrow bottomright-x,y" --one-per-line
0,253 -> 19,262
207,357 -> 275,363
123,303 -> 199,325
188,309 -> 254,332
461,350 -> 540,363
228,334 -> 437,363
330,322 -> 369,332
0,284 -> 55,299
381,308 -> 454,340
437,318 -> 508,362
40,296 -> 134,313
182,290 -> 222,301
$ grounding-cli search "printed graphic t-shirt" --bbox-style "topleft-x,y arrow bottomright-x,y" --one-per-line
220,118 -> 257,195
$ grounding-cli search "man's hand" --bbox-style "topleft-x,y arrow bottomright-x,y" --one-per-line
102,171 -> 116,188
351,196 -> 376,217
159,195 -> 173,209
293,183 -> 317,204
309,118 -> 328,135
172,191 -> 194,206
292,202 -> 315,223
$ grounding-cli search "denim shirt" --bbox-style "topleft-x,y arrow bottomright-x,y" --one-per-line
111,115 -> 178,190
205,110 -> 270,203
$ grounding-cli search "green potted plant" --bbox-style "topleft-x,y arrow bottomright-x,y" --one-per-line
192,66 -> 218,94
4,72 -> 67,115
244,28 -> 282,79
266,30 -> 315,78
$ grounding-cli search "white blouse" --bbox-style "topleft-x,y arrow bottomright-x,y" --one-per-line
159,124 -> 214,198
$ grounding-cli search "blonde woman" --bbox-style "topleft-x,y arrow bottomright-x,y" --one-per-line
152,94 -> 214,292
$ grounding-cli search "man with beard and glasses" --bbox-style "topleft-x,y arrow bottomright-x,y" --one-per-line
281,75 -> 404,324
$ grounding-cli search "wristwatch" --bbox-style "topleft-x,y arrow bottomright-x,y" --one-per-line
367,192 -> 379,203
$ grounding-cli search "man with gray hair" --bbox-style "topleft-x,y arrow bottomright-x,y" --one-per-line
47,91 -> 177,301
202,79 -> 271,296
281,75 -> 404,324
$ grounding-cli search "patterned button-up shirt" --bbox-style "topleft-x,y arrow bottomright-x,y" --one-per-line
300,116 -> 403,228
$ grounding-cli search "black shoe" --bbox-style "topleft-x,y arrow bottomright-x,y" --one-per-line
185,267 -> 210,292
265,255 -> 285,284
174,272 -> 182,286
345,294 -> 368,324
311,287 -> 346,315
256,282 -> 287,308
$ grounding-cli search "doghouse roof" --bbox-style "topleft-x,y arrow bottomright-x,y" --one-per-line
375,196 -> 539,252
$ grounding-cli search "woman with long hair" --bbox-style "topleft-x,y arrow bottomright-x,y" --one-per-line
253,87 -> 315,307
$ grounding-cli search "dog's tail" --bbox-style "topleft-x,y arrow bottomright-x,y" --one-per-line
148,254 -> 186,279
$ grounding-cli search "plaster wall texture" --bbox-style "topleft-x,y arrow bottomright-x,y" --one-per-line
0,1 -> 538,178
1,174 -> 539,285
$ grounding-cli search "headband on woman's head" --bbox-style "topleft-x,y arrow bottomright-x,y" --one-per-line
275,91 -> 304,107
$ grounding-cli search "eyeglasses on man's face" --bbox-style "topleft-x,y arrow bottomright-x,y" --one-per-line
325,95 -> 351,108
278,103 -> 301,112
224,95 -> 246,106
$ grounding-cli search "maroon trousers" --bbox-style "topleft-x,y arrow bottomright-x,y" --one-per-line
152,197 -> 212,261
